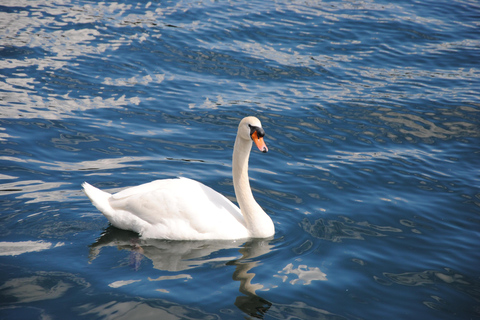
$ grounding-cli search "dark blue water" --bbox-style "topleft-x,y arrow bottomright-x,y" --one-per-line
1,0 -> 479,319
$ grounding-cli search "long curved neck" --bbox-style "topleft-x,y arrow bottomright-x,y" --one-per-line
232,136 -> 274,238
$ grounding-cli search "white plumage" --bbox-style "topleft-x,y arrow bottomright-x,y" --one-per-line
83,116 -> 275,240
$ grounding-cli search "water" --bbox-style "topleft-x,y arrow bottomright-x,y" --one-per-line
1,0 -> 479,319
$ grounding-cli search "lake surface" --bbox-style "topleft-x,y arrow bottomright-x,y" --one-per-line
1,0 -> 479,319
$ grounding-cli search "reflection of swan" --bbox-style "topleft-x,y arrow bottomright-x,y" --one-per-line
82,116 -> 274,240
89,226 -> 246,272
230,240 -> 275,318
89,227 -> 274,318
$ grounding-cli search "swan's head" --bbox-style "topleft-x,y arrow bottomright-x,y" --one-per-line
238,116 -> 268,153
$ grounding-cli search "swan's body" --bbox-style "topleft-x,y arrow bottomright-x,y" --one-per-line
83,116 -> 274,240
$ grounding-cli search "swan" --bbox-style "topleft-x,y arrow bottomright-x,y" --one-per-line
82,116 -> 275,240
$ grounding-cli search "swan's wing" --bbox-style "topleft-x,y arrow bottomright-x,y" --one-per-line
108,177 -> 246,239
111,179 -> 176,200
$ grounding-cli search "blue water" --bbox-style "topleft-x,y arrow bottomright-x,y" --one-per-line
1,0 -> 479,319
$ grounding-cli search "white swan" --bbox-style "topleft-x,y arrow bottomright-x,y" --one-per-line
82,116 -> 274,240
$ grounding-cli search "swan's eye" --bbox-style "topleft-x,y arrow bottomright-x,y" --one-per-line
248,125 -> 265,138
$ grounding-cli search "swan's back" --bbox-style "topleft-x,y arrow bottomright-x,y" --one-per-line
83,178 -> 248,240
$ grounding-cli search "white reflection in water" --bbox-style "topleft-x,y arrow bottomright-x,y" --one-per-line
0,179 -> 74,204
40,156 -> 156,172
0,276 -> 72,303
0,156 -> 161,204
1,1 -> 136,68
275,263 -> 327,285
0,93 -> 137,120
0,271 -> 88,304
0,240 -> 64,256
0,0 -> 152,120
77,300 -> 218,320
108,279 -> 142,288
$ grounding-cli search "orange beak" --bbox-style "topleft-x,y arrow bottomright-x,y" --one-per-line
251,131 -> 268,153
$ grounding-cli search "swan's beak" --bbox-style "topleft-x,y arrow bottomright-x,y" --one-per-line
251,131 -> 268,153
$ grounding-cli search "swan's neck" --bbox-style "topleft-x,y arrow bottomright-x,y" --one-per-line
232,136 -> 274,238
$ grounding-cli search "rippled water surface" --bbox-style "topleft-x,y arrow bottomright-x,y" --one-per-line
1,0 -> 479,319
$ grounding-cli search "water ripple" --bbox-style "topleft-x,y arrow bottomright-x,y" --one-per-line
1,0 -> 479,319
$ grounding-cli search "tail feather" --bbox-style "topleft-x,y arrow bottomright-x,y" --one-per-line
82,182 -> 113,216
